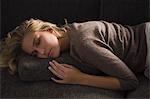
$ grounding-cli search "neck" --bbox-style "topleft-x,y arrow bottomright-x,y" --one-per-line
58,31 -> 70,52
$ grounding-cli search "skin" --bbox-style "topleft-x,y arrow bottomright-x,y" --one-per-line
22,28 -> 121,90
22,29 -> 61,58
48,60 -> 121,90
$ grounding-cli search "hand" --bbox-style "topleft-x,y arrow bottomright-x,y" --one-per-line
48,60 -> 84,84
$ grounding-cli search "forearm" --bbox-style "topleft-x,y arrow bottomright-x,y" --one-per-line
48,61 -> 122,90
78,73 -> 121,90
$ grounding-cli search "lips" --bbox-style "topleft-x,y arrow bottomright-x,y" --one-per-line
48,49 -> 53,57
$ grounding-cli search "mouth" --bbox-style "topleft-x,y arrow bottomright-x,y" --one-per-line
48,49 -> 53,57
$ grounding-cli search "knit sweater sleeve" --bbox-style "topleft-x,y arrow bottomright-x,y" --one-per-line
78,39 -> 139,90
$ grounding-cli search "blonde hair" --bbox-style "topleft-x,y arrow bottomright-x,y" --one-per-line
0,18 -> 67,74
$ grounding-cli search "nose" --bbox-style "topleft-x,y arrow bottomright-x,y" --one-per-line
35,47 -> 45,55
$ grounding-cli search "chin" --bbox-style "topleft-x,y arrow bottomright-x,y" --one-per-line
52,52 -> 60,58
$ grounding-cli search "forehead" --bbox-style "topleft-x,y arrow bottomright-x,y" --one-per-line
22,32 -> 35,54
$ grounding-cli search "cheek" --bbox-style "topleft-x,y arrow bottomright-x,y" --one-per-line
22,36 -> 33,54
44,35 -> 59,47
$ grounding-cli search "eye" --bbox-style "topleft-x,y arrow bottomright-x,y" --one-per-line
35,36 -> 41,46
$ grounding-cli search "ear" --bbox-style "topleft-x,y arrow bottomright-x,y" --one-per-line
47,28 -> 61,38
47,28 -> 54,34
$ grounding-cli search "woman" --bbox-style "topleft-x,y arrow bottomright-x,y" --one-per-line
0,19 -> 149,90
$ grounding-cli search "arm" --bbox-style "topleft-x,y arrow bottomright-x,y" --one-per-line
78,41 -> 139,90
48,60 -> 121,90
78,73 -> 121,90
49,40 -> 139,90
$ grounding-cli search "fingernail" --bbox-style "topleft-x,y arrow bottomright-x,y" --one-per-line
48,66 -> 51,69
51,77 -> 54,80
50,77 -> 53,81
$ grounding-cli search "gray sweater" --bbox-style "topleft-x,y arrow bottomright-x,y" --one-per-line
68,21 -> 147,90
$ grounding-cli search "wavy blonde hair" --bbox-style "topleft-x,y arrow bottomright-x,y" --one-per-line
0,18 -> 68,74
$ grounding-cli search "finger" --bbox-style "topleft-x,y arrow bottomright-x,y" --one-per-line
51,77 -> 65,84
53,62 -> 70,70
52,60 -> 62,67
49,61 -> 65,74
61,64 -> 76,69
48,66 -> 64,79
62,64 -> 80,72
52,60 -> 68,71
51,61 -> 63,70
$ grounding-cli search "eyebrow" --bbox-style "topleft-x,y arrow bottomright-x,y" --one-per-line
31,37 -> 36,55
33,37 -> 36,47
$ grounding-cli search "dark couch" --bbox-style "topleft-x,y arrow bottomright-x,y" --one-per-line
1,0 -> 150,98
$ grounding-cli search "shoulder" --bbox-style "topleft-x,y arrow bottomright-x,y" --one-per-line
68,20 -> 109,41
68,21 -> 104,36
70,21 -> 106,29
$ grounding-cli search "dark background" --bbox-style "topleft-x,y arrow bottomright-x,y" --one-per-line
1,0 -> 150,39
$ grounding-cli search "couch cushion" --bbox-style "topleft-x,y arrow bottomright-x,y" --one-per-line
100,0 -> 149,25
18,51 -> 106,81
1,68 -> 125,98
1,0 -> 100,38
126,74 -> 150,98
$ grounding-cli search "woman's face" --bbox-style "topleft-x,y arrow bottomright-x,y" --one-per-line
22,30 -> 60,58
